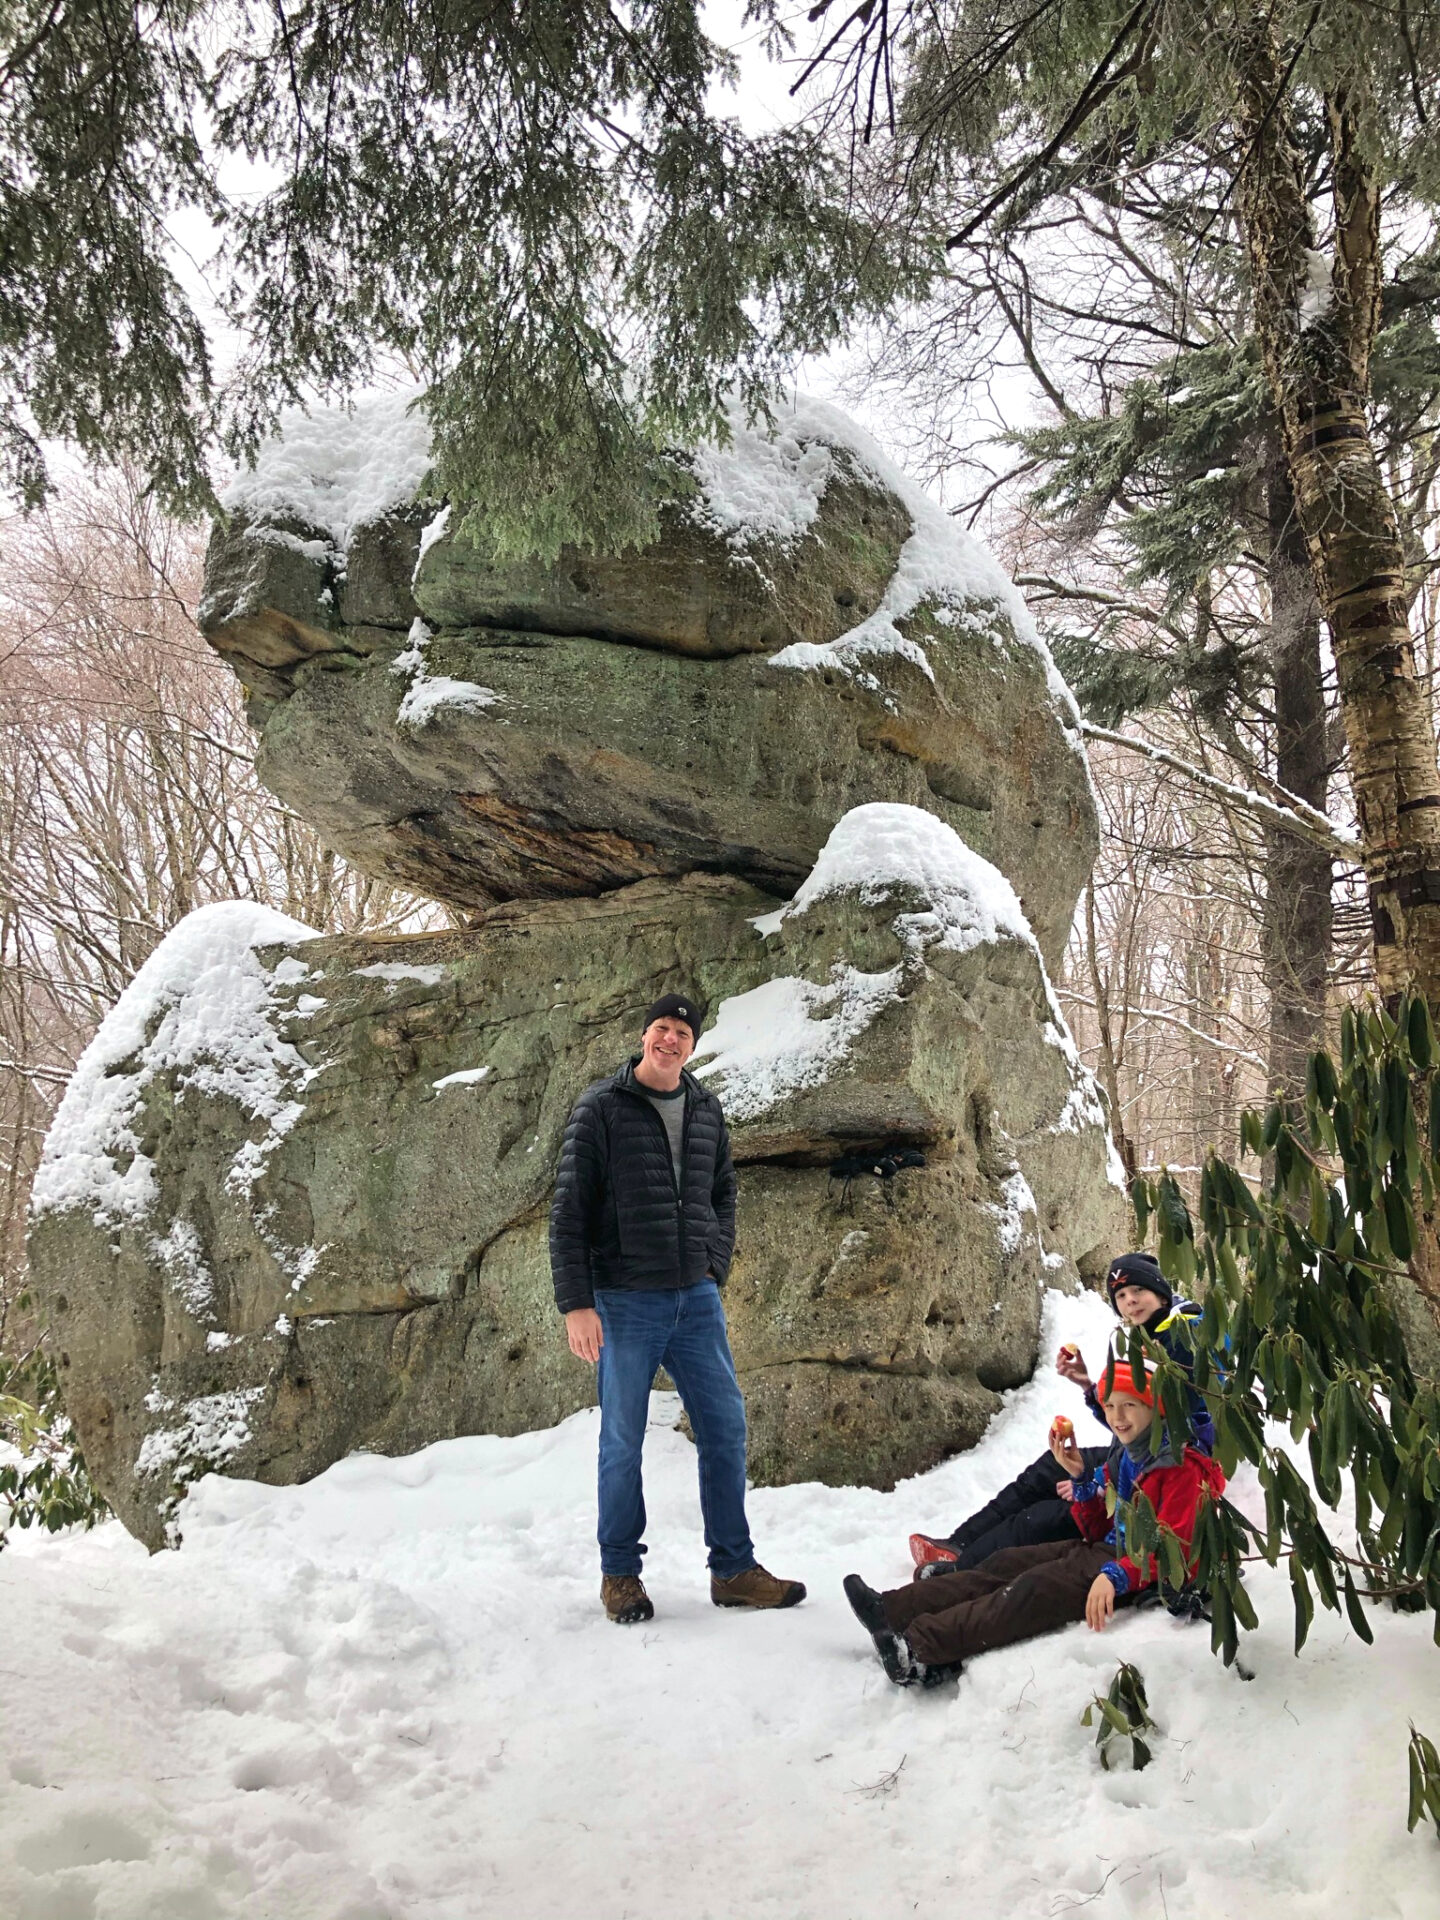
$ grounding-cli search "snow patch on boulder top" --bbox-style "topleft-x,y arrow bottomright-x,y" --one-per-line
684,390 -> 1085,728
747,396 -> 1082,728
31,902 -> 321,1228
764,801 -> 1037,953
217,385 -> 1082,742
687,410 -> 837,545
220,386 -> 432,549
698,804 -> 1064,1123
700,805 -> 1120,1189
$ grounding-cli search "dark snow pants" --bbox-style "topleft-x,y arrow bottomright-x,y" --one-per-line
943,1444 -> 1111,1569
883,1538 -> 1122,1666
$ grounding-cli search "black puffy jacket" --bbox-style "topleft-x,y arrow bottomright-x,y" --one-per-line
549,1059 -> 738,1314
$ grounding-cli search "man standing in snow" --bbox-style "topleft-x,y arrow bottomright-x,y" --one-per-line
550,992 -> 806,1625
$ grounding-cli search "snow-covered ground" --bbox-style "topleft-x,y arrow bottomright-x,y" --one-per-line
2,1289 -> 1435,1920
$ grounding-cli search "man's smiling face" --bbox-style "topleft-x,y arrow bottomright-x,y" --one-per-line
639,1015 -> 695,1087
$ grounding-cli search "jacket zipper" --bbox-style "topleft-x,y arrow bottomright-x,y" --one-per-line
619,1072 -> 691,1265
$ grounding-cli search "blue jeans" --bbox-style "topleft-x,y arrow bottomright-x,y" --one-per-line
593,1281 -> 757,1580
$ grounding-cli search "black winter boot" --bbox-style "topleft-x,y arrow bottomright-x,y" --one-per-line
843,1574 -> 923,1686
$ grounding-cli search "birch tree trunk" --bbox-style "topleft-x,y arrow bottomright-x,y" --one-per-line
1260,456 -> 1333,1099
1234,13 -> 1440,1352
1234,16 -> 1440,1006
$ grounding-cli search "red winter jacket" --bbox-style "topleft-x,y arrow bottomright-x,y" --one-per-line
1071,1444 -> 1227,1594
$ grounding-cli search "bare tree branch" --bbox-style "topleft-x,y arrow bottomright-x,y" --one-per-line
1081,721 -> 1357,860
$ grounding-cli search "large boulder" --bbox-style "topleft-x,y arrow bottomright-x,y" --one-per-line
198,395 -> 1096,970
28,808 -> 1124,1548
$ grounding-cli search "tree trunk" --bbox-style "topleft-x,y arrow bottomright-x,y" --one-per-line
1185,886 -> 1224,1167
1260,456 -> 1333,1100
1234,19 -> 1440,1006
1233,17 -> 1440,1362
1085,881 -> 1138,1183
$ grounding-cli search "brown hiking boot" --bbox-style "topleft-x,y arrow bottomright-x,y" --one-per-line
602,1574 -> 654,1624
711,1565 -> 806,1610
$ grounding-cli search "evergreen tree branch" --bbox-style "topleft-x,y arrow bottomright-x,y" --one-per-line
943,0 -> 1156,250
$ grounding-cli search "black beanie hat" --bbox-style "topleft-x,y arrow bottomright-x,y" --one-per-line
1105,1251 -> 1172,1311
642,992 -> 705,1042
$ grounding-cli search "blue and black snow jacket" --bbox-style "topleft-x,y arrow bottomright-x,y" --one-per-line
1083,1299 -> 1216,1452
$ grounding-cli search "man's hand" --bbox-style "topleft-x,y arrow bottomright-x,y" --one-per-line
1050,1435 -> 1085,1476
1085,1572 -> 1117,1631
566,1307 -> 604,1364
1056,1345 -> 1093,1392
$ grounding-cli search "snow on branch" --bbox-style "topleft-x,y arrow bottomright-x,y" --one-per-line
1014,573 -> 1190,648
0,1055 -> 72,1086
1080,721 -> 1359,861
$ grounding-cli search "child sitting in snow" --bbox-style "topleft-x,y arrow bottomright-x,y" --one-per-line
907,1251 -> 1215,1576
845,1359 -> 1226,1687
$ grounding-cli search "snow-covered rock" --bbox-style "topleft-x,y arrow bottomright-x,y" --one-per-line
198,391 -> 1096,970
52,388 -> 1118,1544
28,809 -> 1123,1548
220,386 -> 432,548
32,902 -> 321,1230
